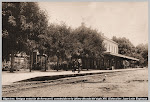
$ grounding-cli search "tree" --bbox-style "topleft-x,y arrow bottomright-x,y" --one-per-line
112,36 -> 135,57
112,36 -> 148,67
136,43 -> 148,67
2,2 -> 48,72
42,22 -> 105,71
44,23 -> 73,71
72,23 -> 105,59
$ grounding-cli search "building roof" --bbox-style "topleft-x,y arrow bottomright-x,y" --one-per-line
102,35 -> 119,45
104,52 -> 139,61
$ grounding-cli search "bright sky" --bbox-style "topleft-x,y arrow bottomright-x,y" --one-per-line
38,2 -> 148,46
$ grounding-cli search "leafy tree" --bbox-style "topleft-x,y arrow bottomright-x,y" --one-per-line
112,36 -> 148,67
72,23 -> 105,59
2,2 -> 48,72
112,36 -> 135,57
42,22 -> 105,71
136,43 -> 148,67
44,23 -> 73,70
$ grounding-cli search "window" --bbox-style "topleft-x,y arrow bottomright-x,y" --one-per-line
106,43 -> 108,51
105,43 -> 107,48
107,44 -> 109,51
116,47 -> 118,53
114,46 -> 115,53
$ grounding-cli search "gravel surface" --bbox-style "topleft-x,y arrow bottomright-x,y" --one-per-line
2,68 -> 148,97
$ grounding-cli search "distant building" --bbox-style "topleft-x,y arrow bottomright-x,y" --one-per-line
103,36 -> 119,54
81,35 -> 139,70
102,35 -> 139,69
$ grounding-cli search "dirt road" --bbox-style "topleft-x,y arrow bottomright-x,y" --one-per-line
2,68 -> 148,97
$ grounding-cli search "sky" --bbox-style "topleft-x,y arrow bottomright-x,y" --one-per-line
38,2 -> 148,46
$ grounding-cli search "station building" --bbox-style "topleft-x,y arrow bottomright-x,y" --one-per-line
82,35 -> 139,70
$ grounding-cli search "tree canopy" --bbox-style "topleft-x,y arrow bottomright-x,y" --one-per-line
112,36 -> 148,67
42,22 -> 105,62
2,2 -> 48,72
136,43 -> 148,67
112,36 -> 135,57
71,23 -> 105,59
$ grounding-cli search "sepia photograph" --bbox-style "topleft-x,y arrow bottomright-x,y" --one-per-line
2,1 -> 148,100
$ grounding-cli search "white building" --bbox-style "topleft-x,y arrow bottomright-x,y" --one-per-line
103,36 -> 118,54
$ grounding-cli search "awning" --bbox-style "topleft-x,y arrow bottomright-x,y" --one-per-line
104,52 -> 139,61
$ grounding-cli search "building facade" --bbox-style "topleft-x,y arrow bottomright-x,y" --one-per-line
103,35 -> 139,69
103,36 -> 118,54
81,35 -> 139,70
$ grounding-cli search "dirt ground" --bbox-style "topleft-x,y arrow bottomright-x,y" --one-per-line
2,68 -> 148,97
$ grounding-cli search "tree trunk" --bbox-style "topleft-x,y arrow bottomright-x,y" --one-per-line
57,57 -> 59,71
45,57 -> 47,71
30,51 -> 33,72
10,50 -> 14,73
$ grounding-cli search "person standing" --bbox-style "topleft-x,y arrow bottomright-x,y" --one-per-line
78,59 -> 82,73
72,59 -> 76,72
